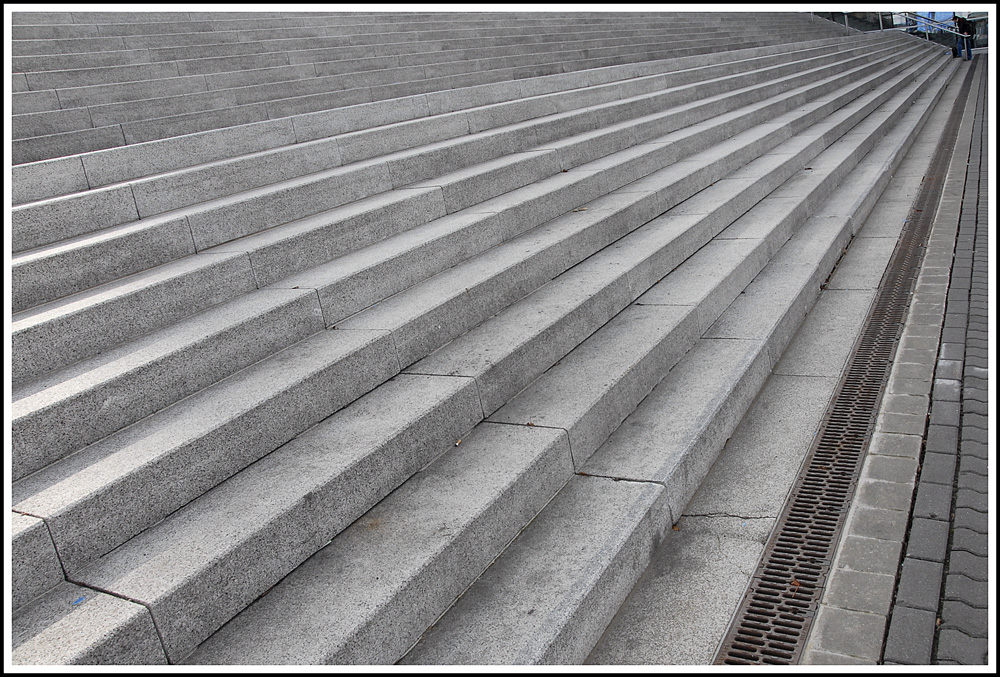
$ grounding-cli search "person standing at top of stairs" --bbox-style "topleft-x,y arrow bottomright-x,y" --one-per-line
953,14 -> 974,60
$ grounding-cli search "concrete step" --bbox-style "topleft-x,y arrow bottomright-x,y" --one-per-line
12,41 -> 904,320
12,34 -> 879,200
11,251 -> 256,387
324,48 -> 929,367
398,55 -> 956,666
10,14 -> 781,42
9,35 -> 780,140
172,49 -> 947,666
64,373 -> 485,663
9,41 -> 926,488
9,15 -> 941,665
13,31 -> 761,116
11,513 -> 64,612
12,581 -> 167,664
11,287 -> 326,479
11,24 -> 734,75
11,30 -> 863,163
13,36 -> 880,207
9,16 -> 786,57
10,41 -> 919,621
7,38 -> 912,470
11,325 -> 398,573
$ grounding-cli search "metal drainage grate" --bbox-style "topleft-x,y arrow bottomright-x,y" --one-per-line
714,58 -> 977,666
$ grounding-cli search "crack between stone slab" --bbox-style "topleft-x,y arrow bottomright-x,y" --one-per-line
574,471 -> 663,487
682,512 -> 774,521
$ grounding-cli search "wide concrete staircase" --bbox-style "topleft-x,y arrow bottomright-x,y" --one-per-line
10,10 -> 956,665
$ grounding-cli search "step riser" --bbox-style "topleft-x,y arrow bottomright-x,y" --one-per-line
404,161 -> 801,420
12,185 -> 140,254
11,20 -> 718,57
11,21 -> 762,54
403,475 -> 669,665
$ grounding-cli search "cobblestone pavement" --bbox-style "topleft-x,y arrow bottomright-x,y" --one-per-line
882,56 -> 990,666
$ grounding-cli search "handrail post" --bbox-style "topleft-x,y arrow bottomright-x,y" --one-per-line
879,13 -> 883,31
844,13 -> 849,34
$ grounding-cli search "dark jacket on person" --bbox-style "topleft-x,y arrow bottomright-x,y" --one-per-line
954,16 -> 973,37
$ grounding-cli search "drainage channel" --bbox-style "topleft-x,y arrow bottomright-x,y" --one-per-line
713,58 -> 978,666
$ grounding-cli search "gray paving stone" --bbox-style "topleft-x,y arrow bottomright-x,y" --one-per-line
862,455 -> 918,485
953,507 -> 988,535
940,601 -> 988,639
940,327 -> 966,343
931,378 -> 962,402
937,341 -> 965,361
888,375 -> 933,397
918,452 -> 957,486
808,605 -> 885,662
950,527 -> 988,557
880,393 -> 929,417
878,411 -> 928,436
958,453 -> 988,476
825,569 -> 895,615
846,506 -> 910,543
927,399 -> 960,426
956,471 -> 988,493
896,346 -> 938,366
868,432 -> 922,459
904,517 -> 951,563
947,551 -> 988,583
959,438 -> 988,460
960,426 -> 988,445
882,606 -> 937,665
912,478 -> 953,521
856,478 -> 915,513
894,557 -> 944,611
944,573 -> 989,608
954,488 -> 988,513
936,629 -> 989,664
924,424 -> 959,455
